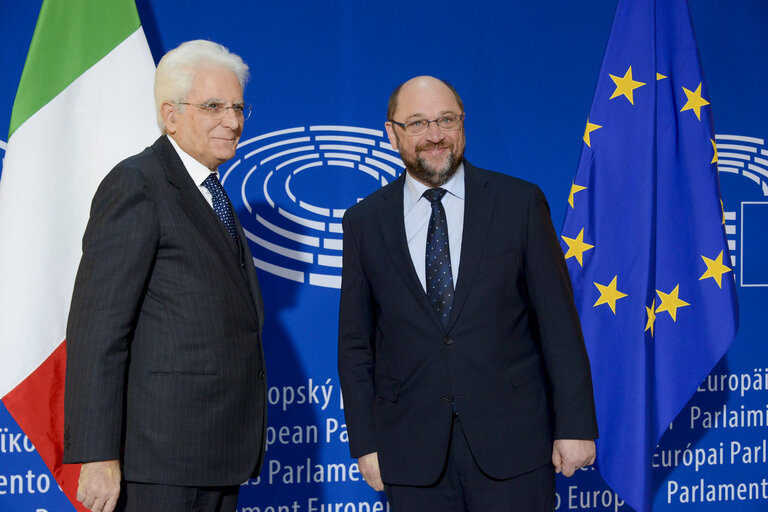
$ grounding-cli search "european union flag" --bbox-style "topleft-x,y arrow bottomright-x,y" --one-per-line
561,1 -> 738,510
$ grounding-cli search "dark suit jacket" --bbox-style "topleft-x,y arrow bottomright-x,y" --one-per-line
338,161 -> 597,486
64,135 -> 266,487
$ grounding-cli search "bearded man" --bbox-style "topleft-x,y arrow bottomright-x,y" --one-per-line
338,76 -> 598,511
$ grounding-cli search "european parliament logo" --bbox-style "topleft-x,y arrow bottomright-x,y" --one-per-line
223,125 -> 403,289
716,133 -> 768,287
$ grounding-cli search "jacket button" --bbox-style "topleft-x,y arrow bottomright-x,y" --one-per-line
444,336 -> 454,345
258,369 -> 265,379
441,395 -> 450,404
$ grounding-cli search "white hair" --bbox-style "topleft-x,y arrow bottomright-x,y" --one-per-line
154,40 -> 250,133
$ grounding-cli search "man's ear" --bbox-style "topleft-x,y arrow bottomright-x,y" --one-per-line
161,102 -> 177,134
384,122 -> 399,150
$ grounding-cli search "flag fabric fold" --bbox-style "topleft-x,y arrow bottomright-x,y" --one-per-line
561,1 -> 738,510
0,0 -> 156,509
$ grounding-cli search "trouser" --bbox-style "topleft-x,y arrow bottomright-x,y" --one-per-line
385,416 -> 555,511
118,481 -> 240,512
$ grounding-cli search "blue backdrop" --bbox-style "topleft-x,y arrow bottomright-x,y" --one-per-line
1,1 -> 766,511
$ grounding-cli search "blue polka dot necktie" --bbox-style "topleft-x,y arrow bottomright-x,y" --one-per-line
423,188 -> 454,326
202,173 -> 240,243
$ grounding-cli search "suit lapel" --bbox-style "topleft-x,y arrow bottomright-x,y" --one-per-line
377,174 -> 443,327
157,137 -> 238,254
447,162 -> 495,331
153,136 -> 255,306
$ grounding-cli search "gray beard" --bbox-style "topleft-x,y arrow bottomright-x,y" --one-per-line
406,151 -> 461,188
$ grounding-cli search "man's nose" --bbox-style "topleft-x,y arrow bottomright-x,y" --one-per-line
425,121 -> 444,142
221,107 -> 241,129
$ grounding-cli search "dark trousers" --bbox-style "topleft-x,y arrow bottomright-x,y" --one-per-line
385,417 -> 555,512
118,481 -> 240,512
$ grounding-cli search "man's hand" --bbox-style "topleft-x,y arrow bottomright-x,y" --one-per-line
358,452 -> 384,491
552,439 -> 596,477
77,459 -> 121,512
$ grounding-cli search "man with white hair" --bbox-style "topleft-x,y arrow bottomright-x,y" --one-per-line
63,40 -> 266,512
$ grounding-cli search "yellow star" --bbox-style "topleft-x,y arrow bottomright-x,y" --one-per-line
720,199 -> 725,225
699,250 -> 732,288
655,285 -> 690,321
562,228 -> 594,267
711,138 -> 718,164
680,83 -> 710,121
609,66 -> 646,105
593,275 -> 628,314
583,118 -> 602,147
657,73 -> 667,80
645,298 -> 657,337
568,182 -> 587,208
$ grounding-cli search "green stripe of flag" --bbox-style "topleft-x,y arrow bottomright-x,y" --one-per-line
8,0 -> 142,138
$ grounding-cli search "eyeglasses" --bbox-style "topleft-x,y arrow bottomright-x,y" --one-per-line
177,101 -> 252,121
389,113 -> 465,136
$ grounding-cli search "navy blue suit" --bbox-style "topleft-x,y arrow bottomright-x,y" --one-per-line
338,161 -> 597,486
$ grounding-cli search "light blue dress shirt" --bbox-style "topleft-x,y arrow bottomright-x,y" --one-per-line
403,163 -> 465,292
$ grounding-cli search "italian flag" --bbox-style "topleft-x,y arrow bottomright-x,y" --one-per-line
0,0 -> 156,509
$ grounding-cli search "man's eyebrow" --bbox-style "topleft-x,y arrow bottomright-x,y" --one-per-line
198,97 -> 245,104
402,110 -> 459,121
402,113 -> 425,121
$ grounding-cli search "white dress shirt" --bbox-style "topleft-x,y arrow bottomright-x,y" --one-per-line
403,163 -> 465,292
168,135 -> 218,208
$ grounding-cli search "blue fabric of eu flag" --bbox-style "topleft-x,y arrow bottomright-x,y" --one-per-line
560,0 -> 738,510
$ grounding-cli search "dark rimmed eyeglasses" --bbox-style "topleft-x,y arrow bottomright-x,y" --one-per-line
389,113 -> 465,136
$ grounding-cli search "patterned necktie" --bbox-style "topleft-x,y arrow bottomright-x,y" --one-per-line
423,188 -> 454,326
202,173 -> 240,243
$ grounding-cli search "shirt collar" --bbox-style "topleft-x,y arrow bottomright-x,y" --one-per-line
167,135 -> 218,185
404,161 -> 465,214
